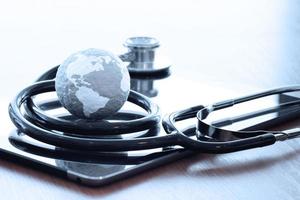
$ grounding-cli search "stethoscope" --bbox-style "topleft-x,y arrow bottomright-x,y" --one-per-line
8,37 -> 300,158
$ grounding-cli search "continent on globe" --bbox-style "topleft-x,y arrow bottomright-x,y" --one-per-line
75,86 -> 109,118
55,48 -> 130,119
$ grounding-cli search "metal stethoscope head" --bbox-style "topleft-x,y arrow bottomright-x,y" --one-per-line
120,36 -> 171,78
121,37 -> 171,97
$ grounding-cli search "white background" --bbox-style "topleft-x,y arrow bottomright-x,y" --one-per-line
0,0 -> 299,99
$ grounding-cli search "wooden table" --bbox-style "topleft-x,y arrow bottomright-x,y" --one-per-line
0,0 -> 300,199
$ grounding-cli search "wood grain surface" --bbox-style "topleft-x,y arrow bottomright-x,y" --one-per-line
0,0 -> 300,199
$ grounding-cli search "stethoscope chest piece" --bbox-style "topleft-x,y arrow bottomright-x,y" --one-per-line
120,37 -> 171,78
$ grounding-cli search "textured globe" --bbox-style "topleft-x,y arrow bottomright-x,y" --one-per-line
55,48 -> 130,119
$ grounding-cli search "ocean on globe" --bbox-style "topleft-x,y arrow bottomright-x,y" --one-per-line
55,48 -> 130,119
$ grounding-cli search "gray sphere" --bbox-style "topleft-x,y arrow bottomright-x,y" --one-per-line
55,48 -> 130,119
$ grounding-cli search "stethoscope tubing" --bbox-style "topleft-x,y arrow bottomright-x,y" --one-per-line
162,106 -> 276,153
9,80 -> 175,151
23,88 -> 160,135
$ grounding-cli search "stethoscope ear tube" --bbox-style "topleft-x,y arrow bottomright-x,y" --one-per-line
163,85 -> 300,153
162,108 -> 276,153
203,134 -> 276,153
194,86 -> 300,153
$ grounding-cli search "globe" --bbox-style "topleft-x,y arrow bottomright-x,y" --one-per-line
55,48 -> 130,119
